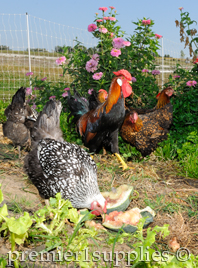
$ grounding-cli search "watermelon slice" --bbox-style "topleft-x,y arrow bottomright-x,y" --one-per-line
102,185 -> 133,214
102,206 -> 155,233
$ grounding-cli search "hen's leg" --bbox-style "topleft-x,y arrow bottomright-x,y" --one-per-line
110,130 -> 129,170
114,152 -> 129,170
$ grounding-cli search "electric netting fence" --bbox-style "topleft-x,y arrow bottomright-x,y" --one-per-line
0,13 -> 97,100
0,13 -> 193,101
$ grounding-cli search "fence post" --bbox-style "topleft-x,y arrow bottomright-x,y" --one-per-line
161,37 -> 164,88
26,12 -> 32,88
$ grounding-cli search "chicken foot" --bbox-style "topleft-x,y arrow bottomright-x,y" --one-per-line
114,153 -> 131,170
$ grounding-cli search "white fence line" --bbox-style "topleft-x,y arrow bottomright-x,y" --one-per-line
0,13 -> 193,101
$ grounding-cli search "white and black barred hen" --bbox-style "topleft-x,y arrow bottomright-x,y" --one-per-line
3,87 -> 37,157
24,99 -> 107,215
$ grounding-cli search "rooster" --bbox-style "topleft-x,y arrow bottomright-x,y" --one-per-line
3,87 -> 37,157
77,69 -> 133,169
24,100 -> 107,216
120,87 -> 174,156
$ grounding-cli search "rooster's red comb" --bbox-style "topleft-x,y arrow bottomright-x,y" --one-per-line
113,69 -> 132,81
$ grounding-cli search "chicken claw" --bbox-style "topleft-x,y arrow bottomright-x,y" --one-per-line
114,153 -> 130,170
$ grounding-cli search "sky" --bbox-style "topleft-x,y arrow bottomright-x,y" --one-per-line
1,0 -> 197,57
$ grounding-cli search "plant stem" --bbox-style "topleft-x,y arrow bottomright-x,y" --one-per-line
10,233 -> 19,268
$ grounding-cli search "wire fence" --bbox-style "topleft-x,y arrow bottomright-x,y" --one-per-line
0,13 -> 193,101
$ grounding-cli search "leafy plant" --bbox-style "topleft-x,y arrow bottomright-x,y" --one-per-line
126,218 -> 197,267
0,184 -> 32,268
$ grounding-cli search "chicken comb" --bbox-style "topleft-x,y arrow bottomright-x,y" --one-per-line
113,69 -> 132,81
98,89 -> 107,93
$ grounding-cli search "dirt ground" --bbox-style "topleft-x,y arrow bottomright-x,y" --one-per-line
0,123 -> 198,266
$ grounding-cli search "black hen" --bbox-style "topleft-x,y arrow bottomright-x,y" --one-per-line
67,88 -> 89,125
24,100 -> 107,215
3,87 -> 37,157
67,88 -> 108,126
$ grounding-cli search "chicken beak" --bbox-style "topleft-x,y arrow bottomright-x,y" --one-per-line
128,81 -> 132,84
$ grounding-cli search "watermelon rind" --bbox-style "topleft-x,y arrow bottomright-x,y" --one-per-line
102,185 -> 133,214
102,207 -> 154,233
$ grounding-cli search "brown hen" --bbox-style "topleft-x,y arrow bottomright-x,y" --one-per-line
120,87 -> 174,156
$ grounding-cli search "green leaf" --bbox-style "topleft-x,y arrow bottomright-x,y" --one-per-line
67,208 -> 79,224
0,204 -> 8,222
6,212 -> 32,235
0,222 -> 8,232
14,232 -> 29,245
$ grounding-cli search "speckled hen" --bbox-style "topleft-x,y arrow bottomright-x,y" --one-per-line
24,99 -> 107,215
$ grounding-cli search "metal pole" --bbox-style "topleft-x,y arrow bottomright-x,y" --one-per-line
161,37 -> 164,88
26,12 -> 32,88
